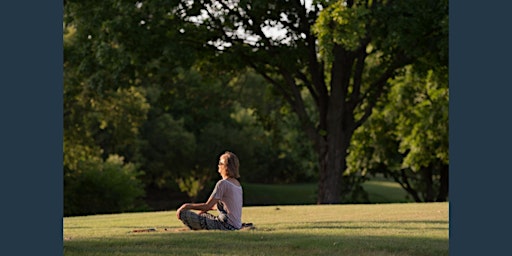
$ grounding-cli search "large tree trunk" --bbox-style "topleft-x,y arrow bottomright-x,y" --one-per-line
316,126 -> 355,203
317,139 -> 350,204
316,45 -> 356,204
423,166 -> 435,202
436,164 -> 449,202
317,137 -> 343,203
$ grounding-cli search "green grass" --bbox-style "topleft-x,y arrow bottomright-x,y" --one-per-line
243,180 -> 413,205
362,180 -> 413,203
64,203 -> 448,256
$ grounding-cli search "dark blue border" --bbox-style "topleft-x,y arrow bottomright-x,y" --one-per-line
450,0 -> 512,255
2,0 -> 511,255
0,1 -> 63,255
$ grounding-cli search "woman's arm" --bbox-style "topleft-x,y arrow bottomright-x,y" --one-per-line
176,196 -> 220,219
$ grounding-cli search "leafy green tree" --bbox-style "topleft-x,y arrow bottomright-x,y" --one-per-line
175,0 -> 448,203
347,66 -> 449,202
65,0 -> 290,205
64,0 -> 184,212
64,23 -> 152,215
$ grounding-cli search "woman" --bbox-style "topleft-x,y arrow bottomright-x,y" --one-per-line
176,151 -> 243,230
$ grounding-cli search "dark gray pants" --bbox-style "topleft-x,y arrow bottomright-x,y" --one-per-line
179,210 -> 237,230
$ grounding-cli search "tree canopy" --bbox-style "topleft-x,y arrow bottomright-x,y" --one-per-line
63,0 -> 449,214
175,0 -> 448,203
347,66 -> 449,202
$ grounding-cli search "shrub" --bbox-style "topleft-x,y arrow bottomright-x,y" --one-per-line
64,155 -> 146,216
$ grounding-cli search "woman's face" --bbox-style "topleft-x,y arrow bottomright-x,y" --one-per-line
218,155 -> 227,176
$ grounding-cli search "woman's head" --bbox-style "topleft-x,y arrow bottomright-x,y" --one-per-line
218,151 -> 240,179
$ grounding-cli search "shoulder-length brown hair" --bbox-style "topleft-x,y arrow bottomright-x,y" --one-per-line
222,151 -> 240,178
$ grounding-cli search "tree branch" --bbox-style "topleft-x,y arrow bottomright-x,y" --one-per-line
348,39 -> 369,110
248,62 -> 295,107
280,67 -> 321,146
296,71 -> 319,105
216,0 -> 273,48
354,53 -> 412,128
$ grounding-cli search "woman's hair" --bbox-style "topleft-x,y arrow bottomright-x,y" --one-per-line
222,151 -> 240,178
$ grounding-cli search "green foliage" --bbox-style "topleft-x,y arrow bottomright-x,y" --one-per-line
63,0 -> 448,211
65,28 -> 151,214
93,87 -> 150,160
139,113 -> 196,189
228,69 -> 318,184
394,68 -> 449,171
313,2 -> 370,59
369,0 -> 449,64
347,66 -> 449,202
176,174 -> 208,200
64,155 -> 146,216
64,0 -> 210,209
175,0 -> 448,203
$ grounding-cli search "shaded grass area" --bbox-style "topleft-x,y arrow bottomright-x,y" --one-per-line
64,203 -> 448,256
64,231 -> 446,256
243,179 -> 413,206
243,183 -> 317,205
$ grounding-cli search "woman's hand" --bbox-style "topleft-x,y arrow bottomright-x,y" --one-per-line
176,199 -> 218,219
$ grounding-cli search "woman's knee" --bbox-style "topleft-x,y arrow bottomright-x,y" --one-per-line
179,209 -> 194,220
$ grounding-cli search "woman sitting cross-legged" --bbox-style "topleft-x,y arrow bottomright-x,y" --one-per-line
176,151 -> 243,230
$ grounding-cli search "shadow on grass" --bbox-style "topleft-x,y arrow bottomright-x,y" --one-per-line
285,220 -> 449,231
64,228 -> 448,256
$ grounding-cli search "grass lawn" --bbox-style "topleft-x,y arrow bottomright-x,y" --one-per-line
243,179 -> 413,205
243,183 -> 317,205
64,203 -> 448,256
362,179 -> 414,203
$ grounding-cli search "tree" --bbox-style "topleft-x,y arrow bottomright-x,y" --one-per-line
64,25 -> 151,215
64,0 -> 448,207
230,68 -> 318,183
347,66 -> 449,202
175,0 -> 448,203
64,0 -> 317,210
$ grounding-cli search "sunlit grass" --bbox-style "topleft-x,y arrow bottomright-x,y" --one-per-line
64,203 -> 448,256
362,180 -> 413,203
